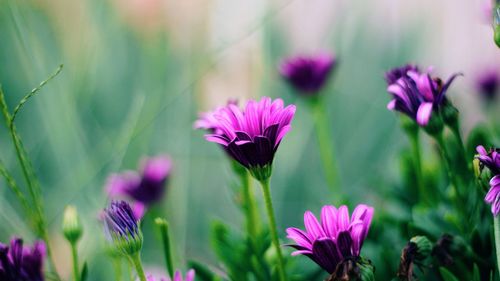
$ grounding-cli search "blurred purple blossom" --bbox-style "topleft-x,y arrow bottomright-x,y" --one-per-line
0,238 -> 46,281
476,68 -> 499,100
147,270 -> 195,281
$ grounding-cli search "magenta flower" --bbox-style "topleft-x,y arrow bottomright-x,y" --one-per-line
199,97 -> 296,181
0,238 -> 46,281
476,145 -> 500,216
476,69 -> 499,100
107,155 -> 172,218
386,65 -> 461,126
286,204 -> 374,274
147,270 -> 195,281
279,53 -> 336,95
102,200 -> 143,255
485,176 -> 500,216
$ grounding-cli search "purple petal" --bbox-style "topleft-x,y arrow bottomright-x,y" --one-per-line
336,205 -> 350,231
286,227 -> 312,249
416,102 -> 433,126
320,205 -> 338,238
304,211 -> 326,239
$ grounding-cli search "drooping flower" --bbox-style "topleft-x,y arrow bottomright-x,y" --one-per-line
0,238 -> 46,281
279,53 -> 336,95
476,68 -> 499,101
198,97 -> 296,181
107,155 -> 172,218
102,200 -> 143,256
286,204 -> 374,275
147,270 -> 195,281
385,65 -> 461,127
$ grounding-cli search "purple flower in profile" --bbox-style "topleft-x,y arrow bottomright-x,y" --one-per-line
199,97 -> 296,181
0,238 -> 46,281
103,200 -> 143,255
279,53 -> 336,95
286,204 -> 374,274
107,155 -> 172,218
386,65 -> 461,126
476,69 -> 499,100
147,270 -> 195,281
476,145 -> 500,216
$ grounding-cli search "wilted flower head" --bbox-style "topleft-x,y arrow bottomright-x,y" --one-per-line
147,270 -> 195,281
107,155 -> 172,218
385,65 -> 461,127
476,69 -> 499,100
103,200 -> 143,256
0,238 -> 46,281
279,53 -> 336,95
198,97 -> 296,181
286,204 -> 374,275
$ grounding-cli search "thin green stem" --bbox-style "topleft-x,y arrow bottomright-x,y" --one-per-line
0,159 -> 31,216
259,178 -> 286,281
112,258 -> 123,281
0,86 -> 59,279
407,130 -> 428,204
155,218 -> 175,278
70,242 -> 79,281
449,123 -> 471,184
130,253 -> 147,281
311,99 -> 341,201
494,216 -> 500,275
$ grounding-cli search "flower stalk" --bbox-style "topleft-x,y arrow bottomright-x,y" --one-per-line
405,125 -> 428,204
129,253 -> 147,281
155,218 -> 175,278
494,216 -> 500,275
259,178 -> 287,281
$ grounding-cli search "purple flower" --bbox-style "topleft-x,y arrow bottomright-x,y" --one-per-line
279,53 -> 336,94
476,69 -> 499,100
199,97 -> 296,180
476,145 -> 500,175
147,270 -> 195,281
386,65 -> 461,126
194,100 -> 238,132
384,64 -> 419,85
486,175 -> 500,216
103,200 -> 143,255
0,238 -> 46,281
107,155 -> 172,218
286,204 -> 374,274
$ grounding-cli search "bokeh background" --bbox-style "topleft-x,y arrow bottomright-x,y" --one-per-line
0,0 -> 499,279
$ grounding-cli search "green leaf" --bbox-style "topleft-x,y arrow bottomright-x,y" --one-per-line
187,260 -> 215,281
439,267 -> 459,281
472,264 -> 480,281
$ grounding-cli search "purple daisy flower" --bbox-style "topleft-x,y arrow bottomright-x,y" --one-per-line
476,69 -> 499,100
486,175 -> 500,216
0,238 -> 46,281
386,65 -> 461,126
107,155 -> 172,219
103,200 -> 143,255
279,53 -> 336,95
200,97 -> 296,181
147,270 -> 195,281
286,204 -> 374,274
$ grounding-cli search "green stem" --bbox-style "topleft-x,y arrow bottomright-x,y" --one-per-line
155,218 -> 175,278
0,86 -> 59,279
449,123 -> 471,184
259,178 -> 286,281
241,172 -> 267,280
70,242 -> 79,281
112,258 -> 122,281
494,216 -> 500,275
407,130 -> 428,204
0,159 -> 31,216
130,253 -> 147,281
311,99 -> 341,201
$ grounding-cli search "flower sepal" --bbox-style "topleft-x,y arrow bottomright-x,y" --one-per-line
422,114 -> 444,137
326,257 -> 374,281
112,229 -> 144,256
440,101 -> 459,130
250,164 -> 273,182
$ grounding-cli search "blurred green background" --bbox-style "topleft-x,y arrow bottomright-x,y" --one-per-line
0,0 -> 499,279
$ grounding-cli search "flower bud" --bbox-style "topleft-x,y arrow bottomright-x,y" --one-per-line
62,205 -> 83,244
410,236 -> 432,260
103,201 -> 143,256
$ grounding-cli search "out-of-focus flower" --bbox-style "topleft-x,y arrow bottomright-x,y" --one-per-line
486,175 -> 500,216
107,155 -> 172,219
147,270 -> 195,281
62,205 -> 83,244
286,204 -> 374,275
495,6 -> 500,47
279,53 -> 336,95
397,236 -> 432,280
198,97 -> 296,181
0,238 -> 46,281
102,200 -> 143,256
385,65 -> 461,127
431,234 -> 466,266
476,69 -> 499,100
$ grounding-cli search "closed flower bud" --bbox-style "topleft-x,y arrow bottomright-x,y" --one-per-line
62,205 -> 83,244
410,236 -> 432,260
103,201 -> 143,256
